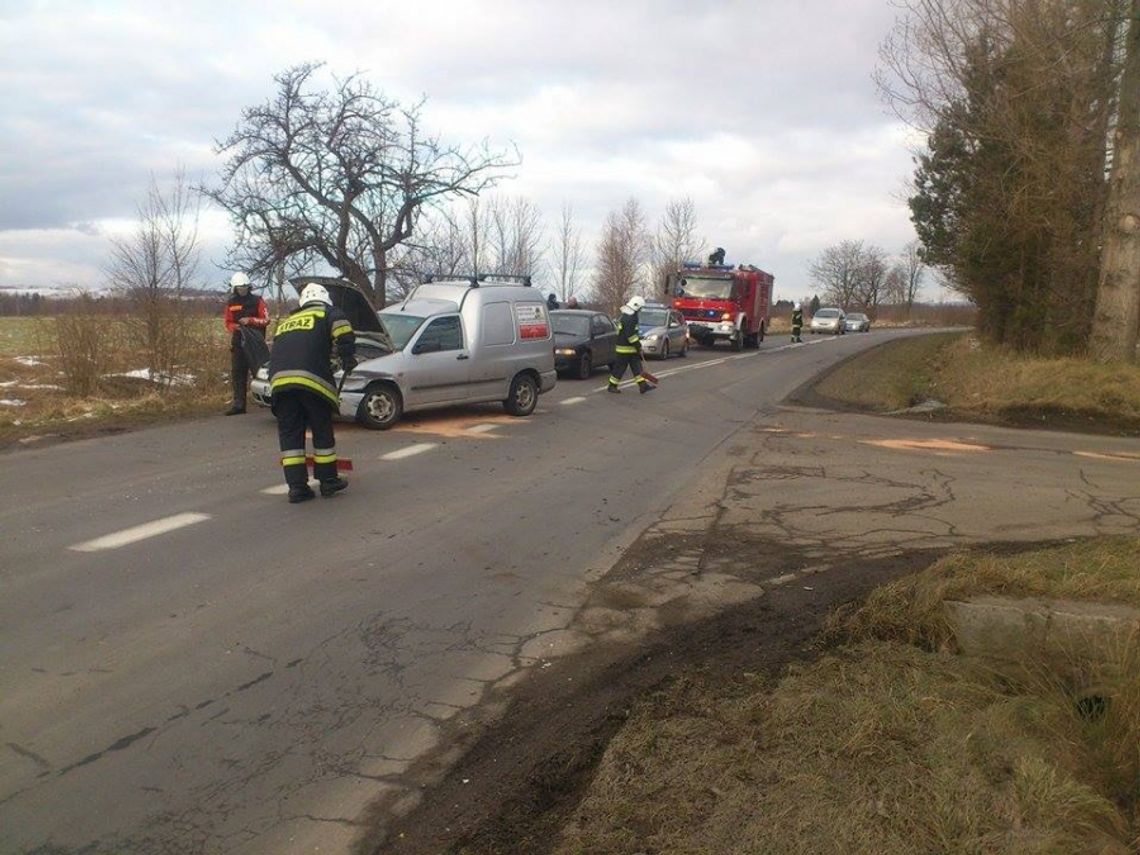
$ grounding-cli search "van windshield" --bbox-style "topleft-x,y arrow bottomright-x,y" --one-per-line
677,276 -> 732,299
378,312 -> 426,350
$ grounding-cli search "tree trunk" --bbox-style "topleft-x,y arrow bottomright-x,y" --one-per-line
1091,1 -> 1140,363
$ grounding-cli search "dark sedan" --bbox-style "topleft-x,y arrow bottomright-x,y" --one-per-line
551,310 -> 618,379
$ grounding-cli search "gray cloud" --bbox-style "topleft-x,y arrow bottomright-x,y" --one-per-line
0,0 -> 925,296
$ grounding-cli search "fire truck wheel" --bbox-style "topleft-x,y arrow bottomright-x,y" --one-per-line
730,331 -> 743,352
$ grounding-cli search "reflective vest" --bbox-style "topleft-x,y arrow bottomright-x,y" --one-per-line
615,311 -> 641,355
268,305 -> 355,406
224,293 -> 269,344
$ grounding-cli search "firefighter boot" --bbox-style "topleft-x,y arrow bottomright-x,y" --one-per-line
320,477 -> 349,498
288,484 -> 316,504
638,381 -> 656,394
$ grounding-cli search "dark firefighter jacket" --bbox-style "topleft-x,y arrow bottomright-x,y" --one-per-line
268,304 -> 356,407
792,309 -> 803,329
615,311 -> 641,355
224,292 -> 269,347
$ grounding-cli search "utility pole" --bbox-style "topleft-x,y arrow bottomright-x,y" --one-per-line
1091,0 -> 1140,363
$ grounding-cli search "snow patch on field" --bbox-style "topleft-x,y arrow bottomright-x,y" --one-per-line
106,368 -> 196,386
1,398 -> 28,407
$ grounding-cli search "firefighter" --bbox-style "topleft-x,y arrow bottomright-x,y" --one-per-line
608,295 -> 655,395
223,272 -> 269,415
791,301 -> 803,343
268,282 -> 357,504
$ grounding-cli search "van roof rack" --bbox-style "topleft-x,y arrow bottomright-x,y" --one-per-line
422,273 -> 533,288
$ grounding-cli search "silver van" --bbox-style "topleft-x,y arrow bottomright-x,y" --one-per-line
338,276 -> 556,429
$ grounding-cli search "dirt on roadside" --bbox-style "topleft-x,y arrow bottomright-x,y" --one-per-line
360,538 -> 951,854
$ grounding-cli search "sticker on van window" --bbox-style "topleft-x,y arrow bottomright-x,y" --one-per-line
515,303 -> 549,340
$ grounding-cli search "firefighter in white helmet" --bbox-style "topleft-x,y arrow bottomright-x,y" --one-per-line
223,272 -> 269,414
267,282 -> 357,503
607,295 -> 655,394
791,301 -> 803,343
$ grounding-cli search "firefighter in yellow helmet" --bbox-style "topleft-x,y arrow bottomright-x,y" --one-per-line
268,283 -> 356,503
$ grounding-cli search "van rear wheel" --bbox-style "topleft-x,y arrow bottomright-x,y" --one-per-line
504,373 -> 538,416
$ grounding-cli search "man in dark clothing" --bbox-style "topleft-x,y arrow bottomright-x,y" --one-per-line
547,293 -> 560,311
223,272 -> 270,415
607,295 -> 655,395
268,282 -> 356,504
791,301 -> 803,343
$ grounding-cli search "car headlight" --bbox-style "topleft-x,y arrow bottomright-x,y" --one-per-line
644,334 -> 659,343
556,348 -> 577,356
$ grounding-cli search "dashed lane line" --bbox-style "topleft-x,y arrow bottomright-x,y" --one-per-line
560,396 -> 587,406
466,424 -> 499,434
69,512 -> 212,553
380,443 -> 438,461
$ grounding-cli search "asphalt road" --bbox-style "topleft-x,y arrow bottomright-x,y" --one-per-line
0,328 -> 1092,854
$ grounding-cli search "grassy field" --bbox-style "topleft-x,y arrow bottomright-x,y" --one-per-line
555,539 -> 1140,854
815,332 -> 1140,434
0,315 -> 231,447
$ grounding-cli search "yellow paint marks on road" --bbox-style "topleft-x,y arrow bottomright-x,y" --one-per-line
1075,450 -> 1140,463
862,438 -> 992,454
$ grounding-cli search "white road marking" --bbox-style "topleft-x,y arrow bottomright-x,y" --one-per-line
381,443 -> 438,461
260,481 -> 318,495
466,423 -> 498,434
560,396 -> 587,405
70,512 -> 212,552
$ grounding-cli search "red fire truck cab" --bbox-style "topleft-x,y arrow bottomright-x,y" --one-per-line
667,259 -> 775,351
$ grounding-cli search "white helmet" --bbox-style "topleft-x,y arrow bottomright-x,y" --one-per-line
230,272 -> 251,292
794,301 -> 801,310
623,295 -> 646,314
299,282 -> 332,306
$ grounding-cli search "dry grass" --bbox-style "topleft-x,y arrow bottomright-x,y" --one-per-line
935,336 -> 1140,426
0,315 -> 231,445
556,539 -> 1140,854
557,642 -> 1135,854
814,332 -> 1140,433
815,332 -> 956,410
829,538 -> 1140,651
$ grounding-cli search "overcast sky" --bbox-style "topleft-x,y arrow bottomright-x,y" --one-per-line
0,0 -> 939,302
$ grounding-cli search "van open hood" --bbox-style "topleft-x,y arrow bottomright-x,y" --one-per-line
289,276 -> 393,348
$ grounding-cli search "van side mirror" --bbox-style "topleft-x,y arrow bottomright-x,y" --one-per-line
413,339 -> 441,354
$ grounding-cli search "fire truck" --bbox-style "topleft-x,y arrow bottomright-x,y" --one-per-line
666,255 -> 775,351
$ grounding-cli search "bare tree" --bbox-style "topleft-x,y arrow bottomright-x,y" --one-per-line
205,62 -> 518,308
855,245 -> 889,313
810,240 -> 865,308
487,196 -> 545,279
884,265 -> 909,306
594,198 -> 650,316
1091,0 -> 1140,363
651,197 -> 704,299
106,170 -> 202,381
899,239 -> 925,312
549,202 -> 586,302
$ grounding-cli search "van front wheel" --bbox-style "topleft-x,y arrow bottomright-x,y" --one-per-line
358,383 -> 402,430
504,374 -> 538,416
